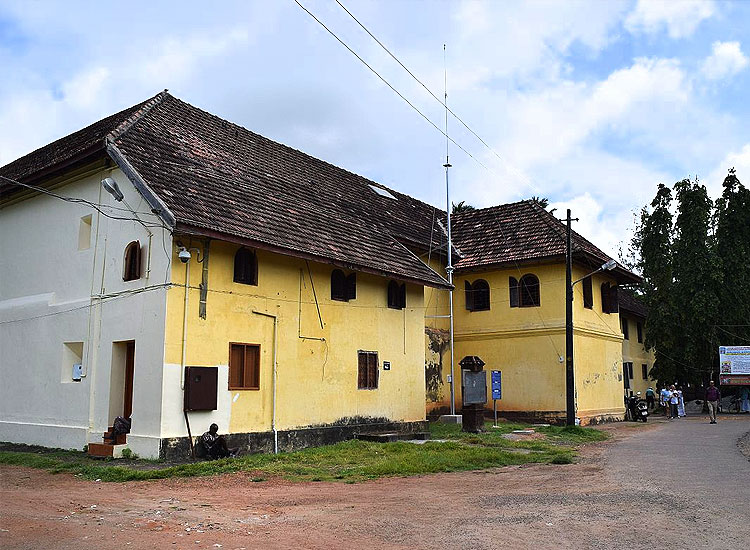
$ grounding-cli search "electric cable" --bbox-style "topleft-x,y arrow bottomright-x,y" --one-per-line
293,0 -> 490,172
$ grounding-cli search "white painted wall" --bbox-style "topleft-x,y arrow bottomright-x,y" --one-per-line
0,167 -> 171,458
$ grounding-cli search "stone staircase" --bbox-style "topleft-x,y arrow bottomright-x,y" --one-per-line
87,426 -> 128,458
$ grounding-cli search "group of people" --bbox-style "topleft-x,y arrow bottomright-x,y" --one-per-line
658,385 -> 685,419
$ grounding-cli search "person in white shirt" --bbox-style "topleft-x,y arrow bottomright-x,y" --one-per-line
669,385 -> 679,419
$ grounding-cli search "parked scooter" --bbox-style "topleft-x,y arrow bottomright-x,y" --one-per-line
625,392 -> 649,422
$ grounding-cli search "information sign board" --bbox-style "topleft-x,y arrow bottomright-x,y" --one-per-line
491,370 -> 502,400
719,346 -> 750,375
462,370 -> 487,405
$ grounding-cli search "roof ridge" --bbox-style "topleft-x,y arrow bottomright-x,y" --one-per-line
106,90 -> 170,144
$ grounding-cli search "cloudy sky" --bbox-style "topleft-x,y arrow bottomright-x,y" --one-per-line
2,0 -> 749,257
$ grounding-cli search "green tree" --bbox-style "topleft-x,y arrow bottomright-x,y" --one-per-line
714,168 -> 750,345
529,196 -> 550,208
671,178 -> 721,385
634,183 -> 676,384
451,201 -> 475,214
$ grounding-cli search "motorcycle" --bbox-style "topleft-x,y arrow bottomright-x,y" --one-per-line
626,392 -> 649,422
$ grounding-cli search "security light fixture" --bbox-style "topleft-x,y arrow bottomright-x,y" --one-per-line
602,259 -> 617,271
100,177 -> 124,202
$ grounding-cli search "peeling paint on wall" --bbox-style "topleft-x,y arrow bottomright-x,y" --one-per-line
425,327 -> 450,403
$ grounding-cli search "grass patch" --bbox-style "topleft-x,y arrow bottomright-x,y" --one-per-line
0,421 -> 605,483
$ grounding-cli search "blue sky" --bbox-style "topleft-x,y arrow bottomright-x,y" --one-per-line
1,0 -> 749,256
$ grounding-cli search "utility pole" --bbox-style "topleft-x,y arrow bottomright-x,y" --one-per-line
565,209 -> 578,426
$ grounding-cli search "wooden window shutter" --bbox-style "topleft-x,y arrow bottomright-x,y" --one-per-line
244,346 -> 259,389
473,280 -> 490,311
367,352 -> 378,389
399,283 -> 406,309
346,273 -> 357,301
229,344 -> 244,388
465,281 -> 474,311
509,277 -> 519,308
123,241 -> 141,281
609,285 -> 619,313
582,276 -> 593,309
601,282 -> 610,313
331,269 -> 346,301
358,352 -> 368,389
387,280 -> 399,309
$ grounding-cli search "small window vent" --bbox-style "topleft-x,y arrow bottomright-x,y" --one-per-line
368,184 -> 397,199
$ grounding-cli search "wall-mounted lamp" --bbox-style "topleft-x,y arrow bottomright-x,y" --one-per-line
100,177 -> 124,202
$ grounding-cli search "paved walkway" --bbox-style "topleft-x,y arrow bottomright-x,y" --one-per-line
605,414 -> 750,548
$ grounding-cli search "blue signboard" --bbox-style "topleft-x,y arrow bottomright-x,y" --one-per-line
491,370 -> 502,400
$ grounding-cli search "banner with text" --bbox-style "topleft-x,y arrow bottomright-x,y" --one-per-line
719,346 -> 750,375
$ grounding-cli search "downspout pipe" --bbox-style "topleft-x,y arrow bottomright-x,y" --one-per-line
253,310 -> 279,454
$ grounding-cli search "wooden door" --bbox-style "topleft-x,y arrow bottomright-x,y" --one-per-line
123,341 -> 135,418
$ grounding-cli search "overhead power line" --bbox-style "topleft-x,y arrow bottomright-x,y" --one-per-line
332,0 -> 545,195
0,175 -> 166,228
293,0 -> 489,172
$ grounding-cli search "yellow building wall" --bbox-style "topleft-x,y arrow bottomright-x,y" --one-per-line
621,313 -> 656,397
426,261 -> 627,422
165,239 -> 427,435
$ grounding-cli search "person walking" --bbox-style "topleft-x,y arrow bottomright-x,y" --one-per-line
669,385 -> 679,420
646,387 -> 656,410
677,387 -> 686,417
705,381 -> 721,424
660,386 -> 671,417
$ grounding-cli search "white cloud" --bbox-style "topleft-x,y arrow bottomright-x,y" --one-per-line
701,41 -> 749,80
625,0 -> 715,39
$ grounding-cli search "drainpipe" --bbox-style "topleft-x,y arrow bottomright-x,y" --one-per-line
180,257 -> 190,390
253,310 -> 278,454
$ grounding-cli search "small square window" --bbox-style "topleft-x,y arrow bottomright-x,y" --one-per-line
78,215 -> 92,251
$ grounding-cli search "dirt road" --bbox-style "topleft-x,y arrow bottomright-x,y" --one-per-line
2,416 -> 748,550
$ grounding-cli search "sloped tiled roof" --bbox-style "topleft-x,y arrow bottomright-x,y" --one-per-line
451,201 -> 640,283
618,289 -> 648,318
0,92 -> 449,288
0,98 -> 152,184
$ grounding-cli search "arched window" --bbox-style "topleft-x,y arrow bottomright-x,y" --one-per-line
123,241 -> 141,281
233,248 -> 257,285
331,269 -> 346,301
465,279 -> 490,311
509,277 -> 519,308
387,280 -> 406,309
519,274 -> 540,307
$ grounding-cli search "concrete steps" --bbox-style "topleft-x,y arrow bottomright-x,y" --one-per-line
356,432 -> 430,443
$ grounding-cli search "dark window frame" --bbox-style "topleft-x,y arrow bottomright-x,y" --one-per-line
637,322 -> 643,343
331,269 -> 346,301
387,280 -> 406,310
582,276 -> 593,309
357,350 -> 379,390
228,342 -> 260,390
519,274 -> 540,307
622,318 -> 629,340
465,279 -> 490,312
642,364 -> 648,380
123,241 -> 141,281
601,282 -> 619,314
233,248 -> 258,286
509,277 -> 519,308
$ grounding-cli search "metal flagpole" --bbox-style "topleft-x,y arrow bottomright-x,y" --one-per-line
444,44 -> 455,415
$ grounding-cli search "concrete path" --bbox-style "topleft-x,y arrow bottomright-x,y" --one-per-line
605,414 -> 750,548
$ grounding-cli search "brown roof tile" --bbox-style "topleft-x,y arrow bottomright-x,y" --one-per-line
1,92 -> 449,289
451,201 -> 640,283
